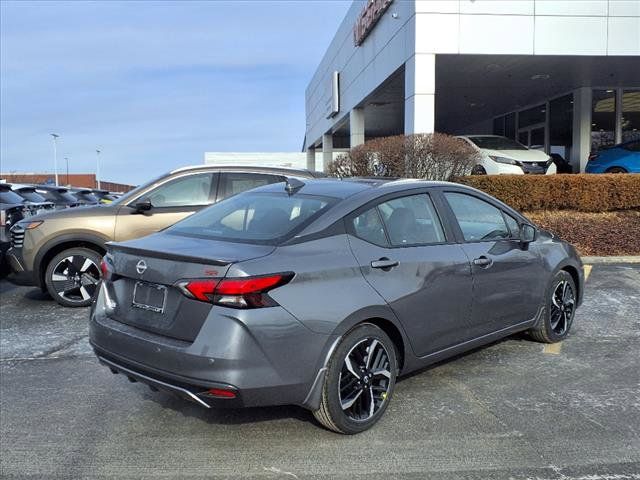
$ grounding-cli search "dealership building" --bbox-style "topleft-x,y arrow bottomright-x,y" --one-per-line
303,0 -> 640,172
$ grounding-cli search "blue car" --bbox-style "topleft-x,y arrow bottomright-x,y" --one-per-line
586,140 -> 640,173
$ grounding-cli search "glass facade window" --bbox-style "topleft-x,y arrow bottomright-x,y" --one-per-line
591,89 -> 616,151
493,116 -> 505,136
518,104 -> 546,128
622,89 -> 640,143
505,113 -> 516,140
549,94 -> 573,162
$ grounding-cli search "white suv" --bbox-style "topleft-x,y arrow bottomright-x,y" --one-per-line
458,135 -> 556,175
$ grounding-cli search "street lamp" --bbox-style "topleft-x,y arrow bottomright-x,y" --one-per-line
50,133 -> 60,186
64,156 -> 69,186
95,149 -> 101,189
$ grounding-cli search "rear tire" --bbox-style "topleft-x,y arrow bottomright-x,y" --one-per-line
313,323 -> 398,434
528,270 -> 576,343
471,164 -> 487,175
605,167 -> 627,174
44,247 -> 103,307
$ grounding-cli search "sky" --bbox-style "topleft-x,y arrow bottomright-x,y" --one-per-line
0,0 -> 351,185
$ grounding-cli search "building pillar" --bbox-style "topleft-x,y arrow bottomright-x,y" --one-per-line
350,108 -> 365,147
322,133 -> 333,171
404,53 -> 436,134
571,87 -> 592,173
306,147 -> 316,171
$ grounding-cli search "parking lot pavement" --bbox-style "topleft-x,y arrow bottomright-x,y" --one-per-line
1,265 -> 639,479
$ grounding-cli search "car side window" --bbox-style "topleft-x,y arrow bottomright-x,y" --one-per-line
352,208 -> 389,247
444,192 -> 511,242
145,173 -> 215,208
503,212 -> 520,238
378,194 -> 445,246
623,141 -> 640,152
219,173 -> 283,200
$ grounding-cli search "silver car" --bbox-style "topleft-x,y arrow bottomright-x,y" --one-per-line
90,178 -> 583,434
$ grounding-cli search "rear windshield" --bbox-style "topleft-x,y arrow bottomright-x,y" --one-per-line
168,192 -> 337,244
469,136 -> 527,151
16,189 -> 47,202
0,190 -> 25,204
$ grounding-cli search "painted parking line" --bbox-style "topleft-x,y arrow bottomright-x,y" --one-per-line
584,265 -> 593,281
543,342 -> 563,355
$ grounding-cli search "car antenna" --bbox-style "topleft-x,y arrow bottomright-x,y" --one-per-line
284,177 -> 305,195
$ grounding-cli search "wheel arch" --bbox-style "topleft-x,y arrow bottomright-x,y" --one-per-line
560,264 -> 582,306
35,233 -> 108,289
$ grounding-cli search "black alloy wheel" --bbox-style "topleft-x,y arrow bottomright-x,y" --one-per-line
314,323 -> 397,434
549,279 -> 576,336
528,270 -> 577,343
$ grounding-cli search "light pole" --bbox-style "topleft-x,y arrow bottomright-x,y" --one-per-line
95,149 -> 101,189
64,157 -> 69,186
50,133 -> 60,186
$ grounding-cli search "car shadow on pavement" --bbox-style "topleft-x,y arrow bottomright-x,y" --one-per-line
137,386 -> 317,428
23,288 -> 52,301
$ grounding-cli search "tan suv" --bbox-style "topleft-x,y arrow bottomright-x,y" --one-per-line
6,165 -> 324,307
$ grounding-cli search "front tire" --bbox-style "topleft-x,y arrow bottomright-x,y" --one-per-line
44,247 -> 103,307
471,164 -> 487,175
528,271 -> 577,343
313,323 -> 398,434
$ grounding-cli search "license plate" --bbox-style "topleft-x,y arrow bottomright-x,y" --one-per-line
132,281 -> 167,313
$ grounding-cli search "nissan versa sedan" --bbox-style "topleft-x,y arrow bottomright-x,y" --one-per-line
90,178 -> 583,434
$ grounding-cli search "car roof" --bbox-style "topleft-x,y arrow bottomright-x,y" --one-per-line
248,177 -> 454,199
169,164 -> 325,178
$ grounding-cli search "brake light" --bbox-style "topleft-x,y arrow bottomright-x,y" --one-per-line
100,256 -> 113,281
588,152 -> 599,162
203,388 -> 237,399
177,273 -> 293,308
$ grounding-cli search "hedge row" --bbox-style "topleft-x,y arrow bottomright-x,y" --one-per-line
454,174 -> 640,212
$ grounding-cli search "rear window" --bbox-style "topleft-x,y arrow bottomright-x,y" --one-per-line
0,190 -> 25,204
16,189 -> 47,203
168,192 -> 337,244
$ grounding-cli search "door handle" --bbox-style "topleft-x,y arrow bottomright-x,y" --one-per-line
473,256 -> 493,268
371,258 -> 399,270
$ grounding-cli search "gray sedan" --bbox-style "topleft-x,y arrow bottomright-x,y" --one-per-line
90,177 -> 583,434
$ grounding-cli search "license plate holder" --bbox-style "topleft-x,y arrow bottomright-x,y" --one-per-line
132,281 -> 167,313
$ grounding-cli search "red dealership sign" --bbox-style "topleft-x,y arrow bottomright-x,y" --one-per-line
353,0 -> 393,46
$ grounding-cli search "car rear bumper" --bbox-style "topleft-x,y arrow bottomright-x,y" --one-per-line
89,283 -> 334,410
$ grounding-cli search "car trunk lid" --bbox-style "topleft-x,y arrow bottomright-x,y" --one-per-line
105,232 -> 275,341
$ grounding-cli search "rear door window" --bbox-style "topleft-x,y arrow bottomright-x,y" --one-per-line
145,173 -> 216,208
218,173 -> 284,200
351,193 -> 445,247
444,192 -> 510,242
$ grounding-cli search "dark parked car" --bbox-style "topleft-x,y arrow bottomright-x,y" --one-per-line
10,185 -> 56,213
34,185 -> 83,208
68,188 -> 100,205
0,184 -> 47,275
91,178 -> 584,434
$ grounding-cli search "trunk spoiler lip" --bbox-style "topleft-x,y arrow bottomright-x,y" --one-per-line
105,243 -> 231,267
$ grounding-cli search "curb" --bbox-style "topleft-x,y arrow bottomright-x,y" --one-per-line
581,256 -> 640,264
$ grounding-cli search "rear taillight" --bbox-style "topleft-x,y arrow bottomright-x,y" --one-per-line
588,152 -> 599,162
176,273 -> 293,309
100,255 -> 113,281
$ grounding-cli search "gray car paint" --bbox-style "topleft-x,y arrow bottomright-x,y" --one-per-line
90,178 -> 584,412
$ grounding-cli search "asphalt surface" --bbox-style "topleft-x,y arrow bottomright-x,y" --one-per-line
1,265 -> 639,479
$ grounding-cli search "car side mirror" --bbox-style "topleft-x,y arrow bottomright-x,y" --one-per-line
519,224 -> 536,244
132,198 -> 153,213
